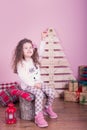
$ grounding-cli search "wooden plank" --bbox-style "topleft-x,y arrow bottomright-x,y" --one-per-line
41,74 -> 76,82
44,82 -> 67,89
40,68 -> 49,74
40,58 -> 70,66
54,82 -> 68,89
53,74 -> 76,81
53,51 -> 65,57
45,37 -> 60,42
44,43 -> 63,50
40,67 -> 73,74
42,51 -> 65,57
54,68 -> 73,74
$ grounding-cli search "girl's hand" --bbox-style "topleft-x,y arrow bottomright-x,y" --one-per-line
34,83 -> 42,89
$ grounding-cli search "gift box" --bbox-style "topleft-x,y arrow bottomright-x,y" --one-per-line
78,66 -> 87,76
82,86 -> 87,93
80,77 -> 87,81
79,92 -> 87,105
79,81 -> 87,86
64,90 -> 79,102
68,80 -> 78,92
79,81 -> 87,92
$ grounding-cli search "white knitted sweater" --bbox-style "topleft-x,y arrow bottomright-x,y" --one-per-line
17,58 -> 42,90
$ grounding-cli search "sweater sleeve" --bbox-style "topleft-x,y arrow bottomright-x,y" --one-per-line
17,62 -> 35,86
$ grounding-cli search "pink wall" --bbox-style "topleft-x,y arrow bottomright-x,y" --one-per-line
0,0 -> 87,83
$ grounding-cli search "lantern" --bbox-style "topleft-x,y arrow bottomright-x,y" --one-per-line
5,103 -> 17,124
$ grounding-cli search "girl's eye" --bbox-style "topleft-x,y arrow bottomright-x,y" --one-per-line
30,46 -> 33,49
23,46 -> 33,50
23,47 -> 27,49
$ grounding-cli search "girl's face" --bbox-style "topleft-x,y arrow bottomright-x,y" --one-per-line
23,42 -> 34,59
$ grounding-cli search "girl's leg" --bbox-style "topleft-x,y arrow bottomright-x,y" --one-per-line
25,86 -> 48,127
41,84 -> 57,118
41,83 -> 55,107
25,86 -> 44,115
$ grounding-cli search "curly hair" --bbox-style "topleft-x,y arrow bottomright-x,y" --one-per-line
12,38 -> 40,73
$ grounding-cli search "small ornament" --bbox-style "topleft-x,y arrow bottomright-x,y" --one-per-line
5,103 -> 17,124
41,31 -> 48,40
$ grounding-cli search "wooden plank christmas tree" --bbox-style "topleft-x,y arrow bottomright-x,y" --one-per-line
39,28 -> 76,97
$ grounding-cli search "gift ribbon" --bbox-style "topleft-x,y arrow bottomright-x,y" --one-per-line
76,87 -> 82,101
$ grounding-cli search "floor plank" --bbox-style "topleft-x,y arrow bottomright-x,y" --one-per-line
0,98 -> 87,130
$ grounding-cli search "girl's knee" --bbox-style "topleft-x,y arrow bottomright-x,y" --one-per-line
36,89 -> 44,98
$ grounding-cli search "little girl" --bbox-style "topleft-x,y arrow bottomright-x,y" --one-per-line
12,38 -> 57,127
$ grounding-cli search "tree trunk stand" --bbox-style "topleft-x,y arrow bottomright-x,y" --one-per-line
19,97 -> 35,120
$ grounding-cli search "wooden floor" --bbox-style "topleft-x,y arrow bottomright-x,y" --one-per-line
0,98 -> 87,130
